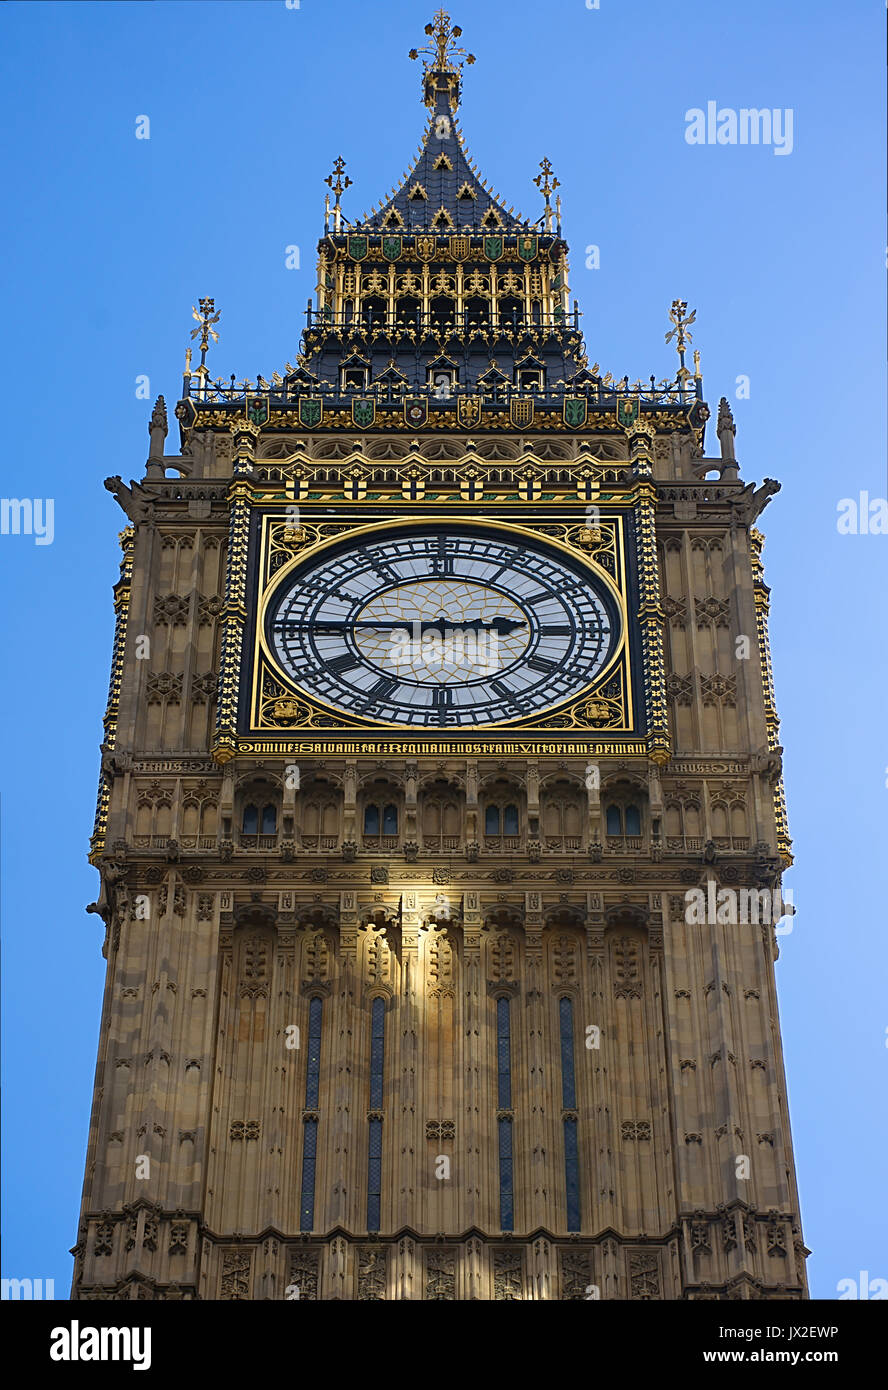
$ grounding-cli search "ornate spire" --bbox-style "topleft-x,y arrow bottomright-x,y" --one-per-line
534,158 -> 560,233
409,9 -> 475,112
325,156 -> 352,232
665,299 -> 695,382
190,298 -> 220,370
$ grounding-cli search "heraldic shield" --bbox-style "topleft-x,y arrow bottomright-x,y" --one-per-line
510,398 -> 534,428
352,398 -> 375,428
298,397 -> 322,429
617,397 -> 640,428
416,234 -> 436,261
517,233 -> 538,263
450,235 -> 470,262
563,397 -> 588,428
382,235 -> 402,262
404,398 -> 429,428
348,235 -> 368,261
483,236 -> 504,262
457,395 -> 482,427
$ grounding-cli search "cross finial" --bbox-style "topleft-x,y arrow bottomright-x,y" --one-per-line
189,298 -> 220,369
534,158 -> 560,203
325,156 -> 352,205
534,159 -> 560,230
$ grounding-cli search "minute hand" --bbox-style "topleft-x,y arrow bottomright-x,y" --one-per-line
275,616 -> 528,635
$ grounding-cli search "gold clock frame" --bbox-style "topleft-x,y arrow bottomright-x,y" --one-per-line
234,508 -> 645,758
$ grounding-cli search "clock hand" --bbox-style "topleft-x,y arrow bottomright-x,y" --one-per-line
274,616 -> 529,635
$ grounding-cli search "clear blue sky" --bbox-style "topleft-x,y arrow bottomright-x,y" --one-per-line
1,0 -> 885,1299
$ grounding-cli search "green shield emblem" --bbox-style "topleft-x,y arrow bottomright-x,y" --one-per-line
617,398 -> 639,428
352,398 -> 375,428
564,397 -> 587,428
483,236 -> 503,262
298,398 -> 322,429
517,234 -> 538,263
248,397 -> 268,426
348,236 -> 368,261
382,235 -> 402,262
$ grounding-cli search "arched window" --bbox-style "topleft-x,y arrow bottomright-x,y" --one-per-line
382,803 -> 398,835
366,997 -> 386,1233
242,804 -> 259,835
605,804 -> 622,836
495,996 -> 514,1232
364,804 -> 380,835
430,296 -> 454,329
300,996 -> 323,1232
499,296 -> 523,328
503,804 -> 519,836
485,806 -> 501,835
559,996 -> 581,1232
397,296 -> 421,327
261,804 -> 277,835
625,805 -> 641,837
363,297 -> 386,331
465,297 -> 489,327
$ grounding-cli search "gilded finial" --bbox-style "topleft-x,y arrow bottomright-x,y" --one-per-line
534,158 -> 560,231
665,299 -> 696,377
325,156 -> 352,233
410,11 -> 475,110
190,298 -> 220,370
325,156 -> 352,205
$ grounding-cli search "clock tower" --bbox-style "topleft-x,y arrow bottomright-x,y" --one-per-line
72,10 -> 808,1301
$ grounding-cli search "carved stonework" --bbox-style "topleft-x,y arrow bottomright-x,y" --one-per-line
425,1248 -> 456,1300
560,1249 -> 592,1300
612,935 -> 642,999
628,1251 -> 661,1300
493,1248 -> 524,1301
357,1246 -> 387,1300
220,1249 -> 252,1300
288,1249 -> 320,1300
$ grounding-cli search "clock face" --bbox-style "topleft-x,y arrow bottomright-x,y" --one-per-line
266,527 -> 618,727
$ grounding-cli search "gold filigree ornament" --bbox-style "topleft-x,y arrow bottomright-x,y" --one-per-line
577,526 -> 602,548
537,670 -> 626,732
273,698 -> 304,723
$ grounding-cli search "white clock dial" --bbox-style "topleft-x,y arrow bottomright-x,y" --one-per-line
267,528 -> 617,727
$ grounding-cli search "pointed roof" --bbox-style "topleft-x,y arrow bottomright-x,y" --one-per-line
360,11 -> 527,233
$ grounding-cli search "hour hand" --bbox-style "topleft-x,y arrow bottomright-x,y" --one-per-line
274,616 -> 528,635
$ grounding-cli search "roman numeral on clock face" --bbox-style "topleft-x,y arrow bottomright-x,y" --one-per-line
367,675 -> 399,702
327,653 -> 359,675
430,539 -> 454,576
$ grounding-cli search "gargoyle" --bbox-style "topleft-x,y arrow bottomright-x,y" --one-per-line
104,475 -> 155,522
730,478 -> 781,524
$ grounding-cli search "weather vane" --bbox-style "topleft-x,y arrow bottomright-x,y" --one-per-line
665,299 -> 696,379
190,298 -> 221,371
